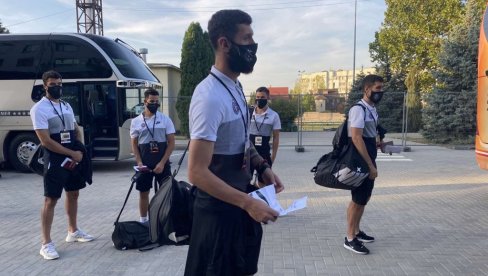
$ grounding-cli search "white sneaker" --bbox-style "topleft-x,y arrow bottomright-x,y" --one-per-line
65,229 -> 95,243
40,242 -> 59,260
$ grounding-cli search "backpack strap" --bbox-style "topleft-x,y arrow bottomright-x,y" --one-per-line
114,173 -> 139,225
172,141 -> 190,177
348,102 -> 367,121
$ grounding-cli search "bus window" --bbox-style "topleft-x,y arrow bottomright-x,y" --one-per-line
0,40 -> 46,79
61,84 -> 82,124
86,35 -> 158,82
49,39 -> 112,79
125,88 -> 143,115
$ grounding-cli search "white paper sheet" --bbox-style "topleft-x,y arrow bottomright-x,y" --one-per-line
248,185 -> 307,216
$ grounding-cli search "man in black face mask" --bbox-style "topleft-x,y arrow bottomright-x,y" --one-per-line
249,86 -> 281,187
343,74 -> 385,255
30,70 -> 94,260
185,9 -> 284,276
129,88 -> 175,223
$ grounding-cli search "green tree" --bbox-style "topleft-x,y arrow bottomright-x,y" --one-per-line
422,0 -> 484,143
405,66 -> 423,132
176,22 -> 213,136
0,20 -> 9,34
270,97 -> 298,131
375,0 -> 464,130
301,93 -> 316,112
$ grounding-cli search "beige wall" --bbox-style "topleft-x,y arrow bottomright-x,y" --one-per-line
298,67 -> 376,95
148,63 -> 182,131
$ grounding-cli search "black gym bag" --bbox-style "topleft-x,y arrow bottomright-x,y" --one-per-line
112,172 -> 152,250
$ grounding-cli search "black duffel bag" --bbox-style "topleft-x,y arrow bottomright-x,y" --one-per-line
311,143 -> 369,190
112,173 -> 152,250
112,221 -> 151,250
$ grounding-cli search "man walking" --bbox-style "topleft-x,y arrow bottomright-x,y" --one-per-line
344,74 -> 385,255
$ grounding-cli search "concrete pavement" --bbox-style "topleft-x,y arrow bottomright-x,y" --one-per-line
1,132 -> 488,275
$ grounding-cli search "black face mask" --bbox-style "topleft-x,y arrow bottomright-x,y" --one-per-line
255,99 -> 268,109
369,91 -> 384,104
47,86 -> 62,100
228,41 -> 258,74
146,103 -> 160,114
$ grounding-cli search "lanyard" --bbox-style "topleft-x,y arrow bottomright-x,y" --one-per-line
209,72 -> 248,140
49,99 -> 66,130
143,112 -> 157,140
253,109 -> 267,132
360,100 -> 378,127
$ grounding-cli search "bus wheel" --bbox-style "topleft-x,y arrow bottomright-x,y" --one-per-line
8,133 -> 40,172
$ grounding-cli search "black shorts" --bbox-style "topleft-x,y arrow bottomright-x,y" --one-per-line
184,189 -> 263,276
44,162 -> 86,198
351,177 -> 374,205
135,163 -> 171,192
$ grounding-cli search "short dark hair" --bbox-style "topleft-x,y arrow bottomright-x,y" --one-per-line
361,74 -> 384,92
42,70 -> 62,85
256,86 -> 270,96
144,88 -> 159,99
208,9 -> 252,50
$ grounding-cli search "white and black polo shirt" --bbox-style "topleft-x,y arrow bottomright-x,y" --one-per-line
31,97 -> 76,134
249,107 -> 281,155
130,111 -> 175,168
30,96 -> 77,165
348,99 -> 378,138
189,66 -> 250,191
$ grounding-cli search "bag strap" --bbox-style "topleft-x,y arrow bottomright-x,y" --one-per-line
114,172 -> 139,225
172,141 -> 190,178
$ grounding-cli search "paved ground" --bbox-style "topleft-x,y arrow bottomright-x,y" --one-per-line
1,132 -> 488,275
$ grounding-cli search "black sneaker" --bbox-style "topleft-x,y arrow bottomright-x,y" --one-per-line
356,230 -> 375,243
344,237 -> 370,254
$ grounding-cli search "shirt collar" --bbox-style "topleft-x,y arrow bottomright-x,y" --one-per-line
210,66 -> 240,90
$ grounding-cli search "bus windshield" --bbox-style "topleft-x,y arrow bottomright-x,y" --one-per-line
84,34 -> 158,82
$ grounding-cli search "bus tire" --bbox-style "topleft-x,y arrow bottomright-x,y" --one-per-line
8,133 -> 40,173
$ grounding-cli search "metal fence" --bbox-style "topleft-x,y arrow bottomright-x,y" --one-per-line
161,91 -> 477,148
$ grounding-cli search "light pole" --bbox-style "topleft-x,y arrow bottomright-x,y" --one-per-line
352,0 -> 357,90
295,70 -> 305,152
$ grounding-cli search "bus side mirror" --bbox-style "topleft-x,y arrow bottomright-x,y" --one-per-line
485,70 -> 488,76
31,85 -> 45,103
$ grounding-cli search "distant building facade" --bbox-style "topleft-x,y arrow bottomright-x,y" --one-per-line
147,63 -> 182,131
296,67 -> 376,95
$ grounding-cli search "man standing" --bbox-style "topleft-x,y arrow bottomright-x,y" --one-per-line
130,88 -> 175,223
250,86 -> 281,186
185,10 -> 284,275
31,70 -> 94,260
344,74 -> 385,255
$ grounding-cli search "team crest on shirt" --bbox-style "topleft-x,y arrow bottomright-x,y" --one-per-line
232,99 -> 239,114
141,123 -> 146,128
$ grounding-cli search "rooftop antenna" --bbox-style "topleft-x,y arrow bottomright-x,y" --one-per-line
76,0 -> 104,35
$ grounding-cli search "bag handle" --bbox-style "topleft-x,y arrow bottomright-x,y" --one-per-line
172,141 -> 190,178
114,173 -> 139,225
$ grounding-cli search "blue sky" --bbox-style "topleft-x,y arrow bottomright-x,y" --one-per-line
0,0 -> 386,94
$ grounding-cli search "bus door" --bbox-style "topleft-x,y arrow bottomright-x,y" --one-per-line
81,82 -> 118,160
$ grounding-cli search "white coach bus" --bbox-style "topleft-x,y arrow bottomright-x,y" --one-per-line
0,33 -> 162,172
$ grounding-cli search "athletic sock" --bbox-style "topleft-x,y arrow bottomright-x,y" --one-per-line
140,216 -> 148,223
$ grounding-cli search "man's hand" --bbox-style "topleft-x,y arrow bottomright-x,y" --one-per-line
71,151 -> 83,163
261,169 -> 285,194
368,166 -> 378,180
244,197 -> 279,224
153,161 -> 165,174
